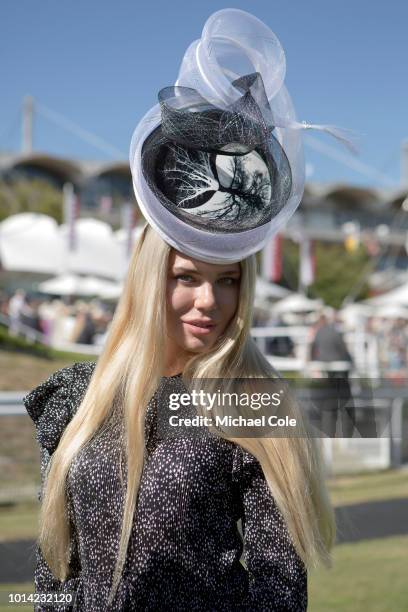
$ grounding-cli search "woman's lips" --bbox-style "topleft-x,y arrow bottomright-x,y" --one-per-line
182,321 -> 216,335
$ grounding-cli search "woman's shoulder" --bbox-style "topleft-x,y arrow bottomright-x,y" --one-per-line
23,361 -> 97,453
231,442 -> 263,484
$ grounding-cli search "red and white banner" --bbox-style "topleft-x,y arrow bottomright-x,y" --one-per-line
121,202 -> 135,257
262,233 -> 283,282
299,238 -> 315,287
63,183 -> 80,252
99,195 -> 113,216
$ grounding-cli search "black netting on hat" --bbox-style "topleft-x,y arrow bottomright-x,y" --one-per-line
158,73 -> 273,155
140,73 -> 292,234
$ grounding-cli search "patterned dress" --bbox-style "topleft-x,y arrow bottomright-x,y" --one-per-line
24,361 -> 307,611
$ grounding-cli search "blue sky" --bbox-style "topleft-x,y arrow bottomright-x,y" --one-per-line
2,0 -> 407,188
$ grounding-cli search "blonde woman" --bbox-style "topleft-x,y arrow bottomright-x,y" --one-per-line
25,9 -> 347,610
25,225 -> 335,611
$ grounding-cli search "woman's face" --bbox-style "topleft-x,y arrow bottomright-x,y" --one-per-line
165,250 -> 241,368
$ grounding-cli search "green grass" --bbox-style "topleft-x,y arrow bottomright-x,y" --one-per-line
0,584 -> 34,611
1,539 -> 407,611
0,326 -> 93,363
0,502 -> 39,542
328,469 -> 408,506
0,348 -> 93,391
309,535 -> 408,612
1,469 -> 407,543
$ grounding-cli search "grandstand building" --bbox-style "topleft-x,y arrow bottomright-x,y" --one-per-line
1,149 -> 407,264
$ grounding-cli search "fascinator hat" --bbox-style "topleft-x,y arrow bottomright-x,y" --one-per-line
130,9 -> 352,263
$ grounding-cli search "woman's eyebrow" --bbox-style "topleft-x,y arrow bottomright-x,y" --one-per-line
217,269 -> 241,276
172,265 -> 240,275
172,266 -> 199,273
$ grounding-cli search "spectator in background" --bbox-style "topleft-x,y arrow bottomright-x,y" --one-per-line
311,311 -> 356,437
266,314 -> 294,357
71,303 -> 96,345
38,299 -> 58,344
20,296 -> 43,333
8,289 -> 26,334
50,300 -> 73,345
386,318 -> 408,380
0,291 -> 9,316
311,311 -> 353,367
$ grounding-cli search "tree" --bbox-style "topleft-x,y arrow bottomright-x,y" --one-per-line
0,178 -> 63,223
282,239 -> 370,308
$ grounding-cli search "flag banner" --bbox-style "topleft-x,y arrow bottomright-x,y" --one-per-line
299,238 -> 315,287
99,195 -> 113,216
121,202 -> 135,257
262,233 -> 283,282
63,183 -> 79,252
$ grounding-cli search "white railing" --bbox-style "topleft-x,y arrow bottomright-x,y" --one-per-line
1,314 -> 382,375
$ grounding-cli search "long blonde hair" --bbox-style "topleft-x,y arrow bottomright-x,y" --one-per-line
38,224 -> 335,606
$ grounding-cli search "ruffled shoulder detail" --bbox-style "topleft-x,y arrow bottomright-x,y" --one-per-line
231,443 -> 263,485
23,361 -> 97,454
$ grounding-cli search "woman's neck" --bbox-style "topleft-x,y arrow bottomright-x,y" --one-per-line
163,366 -> 183,377
163,344 -> 191,377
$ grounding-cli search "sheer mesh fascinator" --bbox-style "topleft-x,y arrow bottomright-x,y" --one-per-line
130,9 -> 351,263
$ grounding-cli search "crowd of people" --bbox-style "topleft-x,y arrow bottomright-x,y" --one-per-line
364,316 -> 408,380
1,289 -> 113,346
2,288 -> 408,379
253,306 -> 408,379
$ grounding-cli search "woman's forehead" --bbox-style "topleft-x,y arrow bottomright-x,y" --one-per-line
168,250 -> 241,273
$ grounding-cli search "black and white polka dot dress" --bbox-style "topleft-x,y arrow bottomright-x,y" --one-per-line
24,361 -> 307,611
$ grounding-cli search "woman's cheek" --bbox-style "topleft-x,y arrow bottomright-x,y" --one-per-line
220,287 -> 239,313
169,286 -> 191,311
180,292 -> 196,314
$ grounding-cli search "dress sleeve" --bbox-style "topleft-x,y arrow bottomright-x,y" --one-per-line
24,366 -> 77,500
23,365 -> 80,600
232,445 -> 308,611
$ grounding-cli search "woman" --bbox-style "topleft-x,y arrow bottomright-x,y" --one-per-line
25,225 -> 334,611
25,9 -> 344,610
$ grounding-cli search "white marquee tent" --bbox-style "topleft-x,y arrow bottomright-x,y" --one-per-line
272,293 -> 323,314
366,283 -> 408,307
0,213 -> 64,274
38,273 -> 122,297
0,213 -> 143,281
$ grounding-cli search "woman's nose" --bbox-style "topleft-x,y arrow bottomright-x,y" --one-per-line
195,282 -> 217,310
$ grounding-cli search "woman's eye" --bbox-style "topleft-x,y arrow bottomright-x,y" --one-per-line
174,275 -> 238,285
218,277 -> 238,285
175,274 -> 195,282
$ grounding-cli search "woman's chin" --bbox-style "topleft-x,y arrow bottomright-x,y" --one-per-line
183,335 -> 215,353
